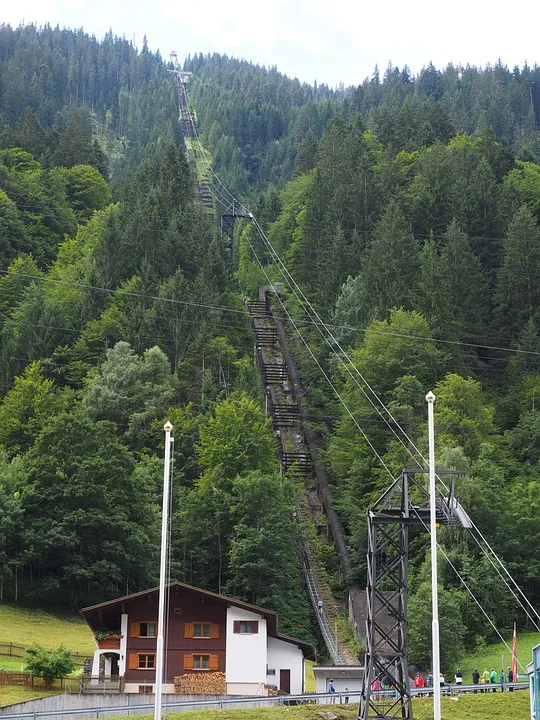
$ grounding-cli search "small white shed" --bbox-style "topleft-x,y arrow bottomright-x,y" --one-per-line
313,665 -> 364,694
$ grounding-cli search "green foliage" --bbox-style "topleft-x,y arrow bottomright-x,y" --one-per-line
24,644 -> 76,688
495,205 -> 540,339
18,407 -> 158,606
408,580 -> 466,673
434,374 -> 496,458
226,471 -> 310,640
357,200 -> 419,321
0,362 -> 70,457
83,341 -> 178,447
197,394 -> 277,478
49,165 -> 111,222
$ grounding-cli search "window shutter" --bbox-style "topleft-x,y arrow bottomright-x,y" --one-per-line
184,622 -> 194,638
183,654 -> 193,670
252,621 -> 259,634
233,621 -> 240,633
128,653 -> 139,670
210,623 -> 219,639
209,654 -> 219,670
130,623 -> 139,638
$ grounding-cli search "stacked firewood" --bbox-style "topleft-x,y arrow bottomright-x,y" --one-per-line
174,672 -> 226,694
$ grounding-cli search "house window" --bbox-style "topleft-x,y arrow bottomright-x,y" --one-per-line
184,622 -> 219,638
184,654 -> 219,671
139,685 -> 153,694
193,655 -> 210,670
267,669 -> 276,676
130,621 -> 157,638
139,622 -> 156,637
138,654 -> 155,670
233,620 -> 259,634
193,623 -> 211,638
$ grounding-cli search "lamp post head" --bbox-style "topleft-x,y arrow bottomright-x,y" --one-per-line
163,421 -> 173,433
426,391 -> 436,404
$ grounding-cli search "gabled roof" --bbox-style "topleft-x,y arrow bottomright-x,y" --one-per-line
81,581 -> 314,658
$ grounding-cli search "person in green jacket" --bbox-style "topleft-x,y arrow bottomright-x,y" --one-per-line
490,668 -> 498,691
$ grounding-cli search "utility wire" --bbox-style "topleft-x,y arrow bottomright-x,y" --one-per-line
2,268 -> 539,358
411,507 -> 528,671
245,235 -> 392,476
178,78 -> 539,640
248,215 -> 540,630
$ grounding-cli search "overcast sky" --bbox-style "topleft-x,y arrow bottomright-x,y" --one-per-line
4,0 -> 540,87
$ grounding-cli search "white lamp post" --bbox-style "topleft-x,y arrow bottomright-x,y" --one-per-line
426,392 -> 441,720
154,421 -> 173,720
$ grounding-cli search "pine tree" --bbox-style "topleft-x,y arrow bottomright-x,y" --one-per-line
494,205 -> 540,338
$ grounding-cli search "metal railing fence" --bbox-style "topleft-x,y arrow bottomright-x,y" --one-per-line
0,683 -> 528,720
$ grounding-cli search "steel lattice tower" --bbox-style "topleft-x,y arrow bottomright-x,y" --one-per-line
358,469 -> 471,720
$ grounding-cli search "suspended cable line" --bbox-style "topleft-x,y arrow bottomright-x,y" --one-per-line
247,215 -> 540,631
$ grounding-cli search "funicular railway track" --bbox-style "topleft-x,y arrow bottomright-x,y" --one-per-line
247,289 -> 358,666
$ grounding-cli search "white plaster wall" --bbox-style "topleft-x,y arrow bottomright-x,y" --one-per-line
120,613 -> 128,675
90,649 -> 121,683
314,669 -> 363,693
266,637 -> 304,694
226,682 -> 267,696
225,607 -> 266,686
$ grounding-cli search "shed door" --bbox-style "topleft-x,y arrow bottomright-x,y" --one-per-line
280,669 -> 291,694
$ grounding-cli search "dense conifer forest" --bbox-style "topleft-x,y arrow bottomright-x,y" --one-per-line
1,24 -> 540,670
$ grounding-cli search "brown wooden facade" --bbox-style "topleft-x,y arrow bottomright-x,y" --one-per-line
82,581 -> 313,688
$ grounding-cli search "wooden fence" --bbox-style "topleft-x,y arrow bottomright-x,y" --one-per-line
0,642 -> 86,665
0,671 -> 72,690
0,671 -> 32,686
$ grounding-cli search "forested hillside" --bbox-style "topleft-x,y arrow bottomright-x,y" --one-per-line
2,26 -> 540,671
0,26 -> 311,644
188,53 -> 540,198
0,24 -> 179,180
193,54 -> 540,669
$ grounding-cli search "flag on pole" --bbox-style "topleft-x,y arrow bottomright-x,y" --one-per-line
511,623 -> 518,682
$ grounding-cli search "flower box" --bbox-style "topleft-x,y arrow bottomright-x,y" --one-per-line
95,634 -> 122,649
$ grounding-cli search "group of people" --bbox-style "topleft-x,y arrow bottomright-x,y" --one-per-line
472,667 -> 515,692
411,666 -> 516,693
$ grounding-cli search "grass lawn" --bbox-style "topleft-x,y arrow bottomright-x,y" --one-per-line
304,660 -> 315,693
458,630 -> 539,682
0,655 -> 27,671
99,692 -> 529,720
0,686 -> 57,708
0,602 -> 95,654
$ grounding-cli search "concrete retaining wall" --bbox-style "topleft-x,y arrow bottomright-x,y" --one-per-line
0,693 -> 226,719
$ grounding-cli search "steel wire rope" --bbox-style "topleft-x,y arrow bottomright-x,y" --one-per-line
175,79 -> 233,211
244,236 -> 392,475
178,78 -> 247,213
251,214 -> 432,462
1,269 -> 540,358
410,507 -> 529,671
245,230 -> 539,641
463,523 -> 540,630
249,215 -> 540,630
180,76 -> 252,217
179,73 -> 540,633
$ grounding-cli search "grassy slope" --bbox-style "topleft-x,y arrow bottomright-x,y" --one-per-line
458,630 -> 539,681
0,602 -> 95,656
0,687 -> 57,707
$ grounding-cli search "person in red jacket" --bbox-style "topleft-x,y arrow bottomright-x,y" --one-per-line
414,673 -> 425,696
